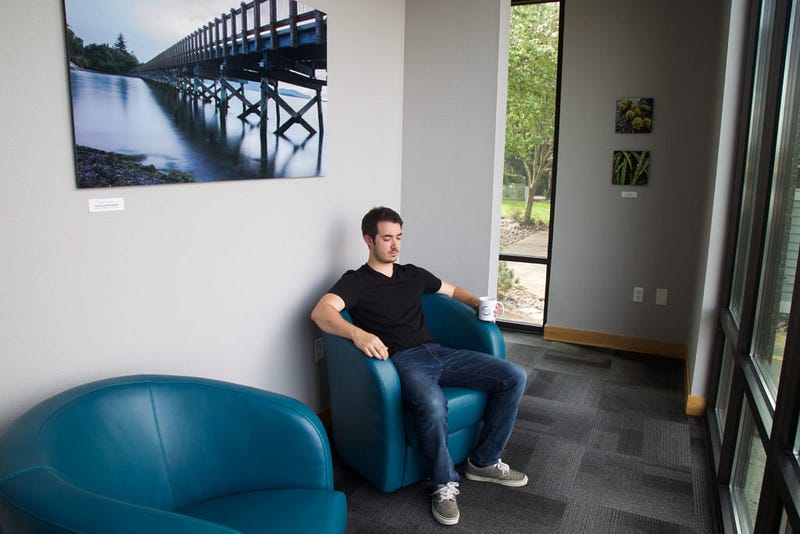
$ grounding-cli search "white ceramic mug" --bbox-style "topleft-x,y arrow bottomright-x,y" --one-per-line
478,296 -> 505,322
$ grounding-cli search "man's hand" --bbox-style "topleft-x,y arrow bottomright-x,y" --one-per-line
311,293 -> 390,360
353,329 -> 390,360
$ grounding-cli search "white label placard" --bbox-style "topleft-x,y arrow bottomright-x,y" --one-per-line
621,191 -> 638,198
88,198 -> 125,213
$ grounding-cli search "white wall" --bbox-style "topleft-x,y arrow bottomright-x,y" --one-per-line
687,0 -> 749,397
0,0 -> 406,433
400,0 -> 509,296
549,0 -> 726,349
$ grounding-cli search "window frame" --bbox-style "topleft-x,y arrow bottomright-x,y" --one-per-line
498,0 -> 564,334
707,0 -> 800,531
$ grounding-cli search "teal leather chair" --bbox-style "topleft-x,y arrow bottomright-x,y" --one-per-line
0,375 -> 347,533
323,293 -> 505,493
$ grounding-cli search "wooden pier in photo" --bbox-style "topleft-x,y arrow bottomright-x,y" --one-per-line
137,0 -> 326,137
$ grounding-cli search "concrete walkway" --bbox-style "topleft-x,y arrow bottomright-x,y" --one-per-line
501,230 -> 549,294
500,230 -> 549,324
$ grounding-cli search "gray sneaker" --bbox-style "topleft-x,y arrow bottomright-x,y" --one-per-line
431,481 -> 460,526
464,458 -> 528,487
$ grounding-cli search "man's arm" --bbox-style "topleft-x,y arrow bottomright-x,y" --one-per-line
310,293 -> 390,360
437,281 -> 480,310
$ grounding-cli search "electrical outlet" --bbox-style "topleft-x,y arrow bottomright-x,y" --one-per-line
633,287 -> 644,303
314,338 -> 325,362
655,288 -> 669,306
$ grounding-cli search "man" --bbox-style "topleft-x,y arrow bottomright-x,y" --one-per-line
311,206 -> 528,526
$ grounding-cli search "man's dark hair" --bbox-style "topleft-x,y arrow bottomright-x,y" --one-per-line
362,206 -> 403,240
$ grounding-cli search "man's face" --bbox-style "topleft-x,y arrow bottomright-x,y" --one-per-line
367,221 -> 402,264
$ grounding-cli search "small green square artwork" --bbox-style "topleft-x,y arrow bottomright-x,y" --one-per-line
612,150 -> 650,185
615,97 -> 653,133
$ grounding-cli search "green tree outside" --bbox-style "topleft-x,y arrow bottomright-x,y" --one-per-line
67,28 -> 140,75
113,33 -> 128,53
504,3 -> 559,225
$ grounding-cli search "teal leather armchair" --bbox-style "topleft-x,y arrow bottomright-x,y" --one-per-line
0,375 -> 347,533
323,293 -> 505,493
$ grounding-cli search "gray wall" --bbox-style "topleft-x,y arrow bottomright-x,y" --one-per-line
400,0 -> 508,297
0,0 -> 407,433
687,0 -> 748,396
549,0 -> 726,350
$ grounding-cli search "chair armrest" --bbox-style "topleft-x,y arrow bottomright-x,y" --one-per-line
422,294 -> 506,358
322,331 -> 406,493
0,468 -> 236,534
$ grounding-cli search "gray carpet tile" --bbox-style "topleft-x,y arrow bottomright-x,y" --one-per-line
336,333 -> 717,533
455,479 -> 568,533
505,341 -> 548,370
689,418 -> 717,533
588,410 -> 693,467
608,354 -> 686,391
599,382 -> 687,422
571,448 -> 695,522
515,395 -> 599,443
560,501 -> 699,533
539,349 -> 614,375
509,432 -> 585,498
526,368 -> 605,405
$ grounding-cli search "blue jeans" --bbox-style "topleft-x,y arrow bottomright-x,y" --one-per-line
391,343 -> 527,484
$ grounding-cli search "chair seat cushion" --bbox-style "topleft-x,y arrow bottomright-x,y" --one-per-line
178,489 -> 347,534
403,387 -> 487,448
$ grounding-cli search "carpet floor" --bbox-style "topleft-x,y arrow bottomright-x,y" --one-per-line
334,332 -> 719,533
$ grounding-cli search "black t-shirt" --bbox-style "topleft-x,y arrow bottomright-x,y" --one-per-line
329,263 -> 442,355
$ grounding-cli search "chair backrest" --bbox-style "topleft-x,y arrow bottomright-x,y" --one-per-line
0,375 -> 330,511
1,377 -> 176,509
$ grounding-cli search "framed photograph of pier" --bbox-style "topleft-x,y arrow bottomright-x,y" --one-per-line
62,0 -> 328,188
612,150 -> 650,186
615,97 -> 653,133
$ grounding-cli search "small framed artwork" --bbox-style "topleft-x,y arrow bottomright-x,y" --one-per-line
612,150 -> 650,185
615,97 -> 653,133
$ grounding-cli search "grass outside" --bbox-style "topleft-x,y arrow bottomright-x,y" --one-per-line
501,199 -> 551,225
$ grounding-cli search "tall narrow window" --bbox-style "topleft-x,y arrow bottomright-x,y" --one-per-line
750,8 -> 800,401
729,0 -> 779,326
499,1 -> 560,329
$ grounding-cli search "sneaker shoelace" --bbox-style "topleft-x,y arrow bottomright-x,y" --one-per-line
433,481 -> 460,501
494,459 -> 510,475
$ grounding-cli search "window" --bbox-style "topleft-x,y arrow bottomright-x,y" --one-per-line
783,510 -> 797,533
715,343 -> 736,439
499,1 -> 560,329
796,422 -> 800,456
710,0 -> 800,531
750,4 -> 800,401
731,401 -> 767,533
729,0 -> 779,327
